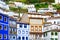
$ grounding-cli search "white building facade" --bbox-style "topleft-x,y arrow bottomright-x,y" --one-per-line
17,22 -> 30,40
43,17 -> 60,40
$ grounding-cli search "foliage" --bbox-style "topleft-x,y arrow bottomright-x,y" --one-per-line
9,7 -> 28,13
53,4 -> 60,10
35,3 -> 48,10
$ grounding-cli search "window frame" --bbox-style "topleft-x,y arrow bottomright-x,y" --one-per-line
4,25 -> 7,30
24,24 -> 27,28
22,37 -> 25,40
0,15 -> 3,21
55,38 -> 58,40
4,34 -> 7,39
26,37 -> 28,40
20,24 -> 22,28
50,38 -> 54,40
4,17 -> 7,22
55,32 -> 58,36
0,24 -> 3,30
51,32 -> 54,35
18,36 -> 21,40
0,34 -> 3,39
13,36 -> 16,39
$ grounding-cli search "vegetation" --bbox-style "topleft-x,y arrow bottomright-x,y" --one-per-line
53,4 -> 60,10
9,7 -> 28,13
35,3 -> 48,10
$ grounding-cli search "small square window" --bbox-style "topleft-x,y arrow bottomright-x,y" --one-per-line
26,37 -> 28,40
4,34 -> 7,39
0,25 -> 2,30
13,36 -> 15,39
4,25 -> 7,30
0,15 -> 2,20
4,17 -> 7,22
24,25 -> 27,28
51,32 -> 54,35
0,34 -> 2,39
55,32 -> 58,36
20,24 -> 22,28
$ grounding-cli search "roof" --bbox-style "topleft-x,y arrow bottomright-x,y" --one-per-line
48,16 -> 60,20
57,10 -> 60,13
19,13 -> 29,24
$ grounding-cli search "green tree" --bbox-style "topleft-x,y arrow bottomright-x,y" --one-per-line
27,0 -> 40,4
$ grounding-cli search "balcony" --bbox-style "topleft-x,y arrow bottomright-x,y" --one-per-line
43,24 -> 60,32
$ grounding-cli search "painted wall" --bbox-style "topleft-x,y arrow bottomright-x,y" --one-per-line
0,13 -> 9,40
47,18 -> 60,24
17,23 -> 30,40
9,18 -> 17,40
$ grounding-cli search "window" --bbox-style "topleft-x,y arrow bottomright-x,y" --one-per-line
46,32 -> 47,36
18,37 -> 21,40
4,34 -> 7,39
22,37 -> 25,40
0,15 -> 2,20
4,17 -> 7,22
10,28 -> 12,34
54,21 -> 56,24
0,34 -> 2,39
51,38 -> 54,40
24,25 -> 27,28
0,25 -> 2,30
35,26 -> 38,31
20,24 -> 22,28
44,33 -> 45,37
26,37 -> 28,40
55,32 -> 58,36
55,38 -> 58,40
39,26 -> 41,31
13,36 -> 15,39
44,32 -> 47,37
51,32 -> 54,35
4,25 -> 7,30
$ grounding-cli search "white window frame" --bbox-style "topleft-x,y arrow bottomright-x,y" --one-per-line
4,34 -> 7,39
4,25 -> 7,30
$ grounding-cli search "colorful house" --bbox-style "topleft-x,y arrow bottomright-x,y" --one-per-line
17,22 -> 30,40
0,13 -> 9,40
9,17 -> 17,40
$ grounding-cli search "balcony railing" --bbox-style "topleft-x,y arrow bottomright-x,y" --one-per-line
43,24 -> 60,32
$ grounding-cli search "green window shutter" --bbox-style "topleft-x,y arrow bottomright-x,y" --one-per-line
51,38 -> 54,40
51,32 -> 54,35
55,32 -> 58,36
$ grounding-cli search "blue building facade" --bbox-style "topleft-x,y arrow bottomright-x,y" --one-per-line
0,13 -> 9,40
17,22 -> 30,40
9,18 -> 17,40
